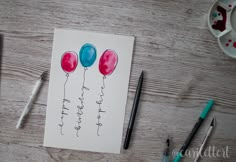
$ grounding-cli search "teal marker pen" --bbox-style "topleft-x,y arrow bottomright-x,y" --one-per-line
173,100 -> 214,162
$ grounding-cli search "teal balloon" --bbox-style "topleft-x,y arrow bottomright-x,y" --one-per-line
79,43 -> 97,67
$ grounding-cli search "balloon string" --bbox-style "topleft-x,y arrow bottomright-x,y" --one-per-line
96,76 -> 106,136
75,68 -> 89,137
59,73 -> 70,135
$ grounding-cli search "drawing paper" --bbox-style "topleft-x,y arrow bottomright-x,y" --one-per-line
43,29 -> 134,154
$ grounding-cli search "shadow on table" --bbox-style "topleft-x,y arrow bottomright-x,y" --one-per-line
0,34 -> 3,95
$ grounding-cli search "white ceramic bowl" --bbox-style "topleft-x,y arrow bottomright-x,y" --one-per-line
208,0 -> 236,58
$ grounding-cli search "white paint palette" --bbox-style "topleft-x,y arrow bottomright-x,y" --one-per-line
208,0 -> 236,58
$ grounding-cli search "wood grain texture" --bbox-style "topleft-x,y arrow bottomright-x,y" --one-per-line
0,0 -> 236,161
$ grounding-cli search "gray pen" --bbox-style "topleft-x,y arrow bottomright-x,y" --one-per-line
194,117 -> 216,162
16,71 -> 47,129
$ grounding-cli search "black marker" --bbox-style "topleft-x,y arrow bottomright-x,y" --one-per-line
123,71 -> 144,150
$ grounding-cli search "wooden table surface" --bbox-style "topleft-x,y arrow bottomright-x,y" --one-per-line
1,0 -> 236,161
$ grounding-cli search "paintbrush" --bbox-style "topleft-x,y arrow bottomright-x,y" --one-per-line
162,136 -> 170,162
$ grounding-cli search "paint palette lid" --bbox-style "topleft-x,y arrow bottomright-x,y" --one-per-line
208,0 -> 236,58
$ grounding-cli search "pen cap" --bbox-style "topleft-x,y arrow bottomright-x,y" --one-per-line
173,152 -> 183,162
200,100 -> 214,119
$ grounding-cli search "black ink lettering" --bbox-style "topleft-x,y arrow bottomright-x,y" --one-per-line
75,68 -> 89,137
59,73 -> 70,135
96,76 -> 106,136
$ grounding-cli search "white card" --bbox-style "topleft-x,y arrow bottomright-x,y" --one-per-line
43,29 -> 134,154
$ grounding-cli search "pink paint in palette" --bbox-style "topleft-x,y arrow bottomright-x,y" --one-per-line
212,6 -> 227,32
208,0 -> 236,58
225,39 -> 236,47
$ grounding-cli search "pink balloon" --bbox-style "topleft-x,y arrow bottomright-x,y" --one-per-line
99,50 -> 118,76
61,51 -> 78,73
